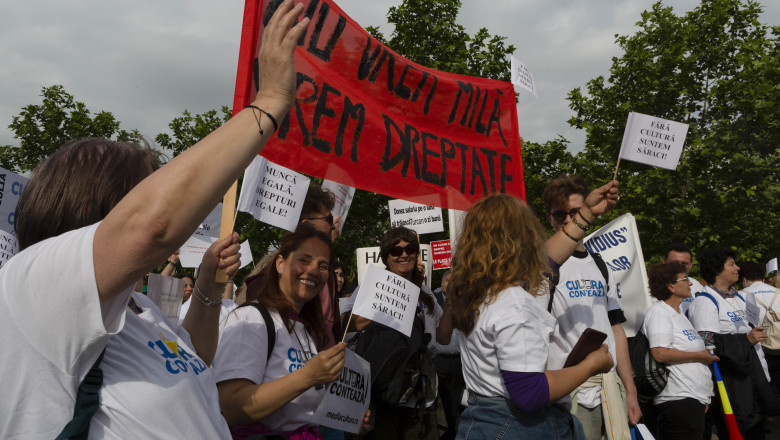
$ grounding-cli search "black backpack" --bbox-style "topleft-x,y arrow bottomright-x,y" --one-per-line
628,329 -> 669,404
345,307 -> 430,405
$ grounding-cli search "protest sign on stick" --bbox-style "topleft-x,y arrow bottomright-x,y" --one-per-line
322,180 -> 355,233
237,155 -> 310,232
179,235 -> 219,268
584,213 -> 651,337
388,199 -> 444,235
310,349 -> 371,434
233,0 -> 526,211
350,264 -> 421,337
614,112 -> 689,178
431,239 -> 452,270
0,166 -> 28,235
510,56 -> 538,98
0,229 -> 19,269
356,244 -> 432,288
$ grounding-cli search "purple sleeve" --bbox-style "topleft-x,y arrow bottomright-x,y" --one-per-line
500,370 -> 550,412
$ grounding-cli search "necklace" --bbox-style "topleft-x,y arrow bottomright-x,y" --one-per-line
127,296 -> 183,360
291,322 -> 313,362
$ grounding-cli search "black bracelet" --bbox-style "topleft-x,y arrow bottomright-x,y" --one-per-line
245,104 -> 279,135
166,260 -> 176,266
562,227 -> 580,243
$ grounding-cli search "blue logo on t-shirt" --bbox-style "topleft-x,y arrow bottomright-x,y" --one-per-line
147,339 -> 208,375
726,311 -> 745,323
566,279 -> 606,298
287,347 -> 314,372
682,329 -> 701,341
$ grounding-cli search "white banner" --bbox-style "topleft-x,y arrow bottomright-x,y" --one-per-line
510,55 -> 538,98
237,156 -> 310,232
0,166 -> 28,234
388,199 -> 443,235
351,264 -> 421,336
356,244 -> 432,288
0,229 -> 19,269
146,273 -> 184,322
584,213 -> 651,337
618,112 -> 689,170
310,349 -> 371,434
322,180 -> 355,234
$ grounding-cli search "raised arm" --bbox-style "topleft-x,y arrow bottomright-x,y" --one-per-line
93,1 -> 310,302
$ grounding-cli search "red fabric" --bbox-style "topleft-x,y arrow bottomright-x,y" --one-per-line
233,0 -> 525,211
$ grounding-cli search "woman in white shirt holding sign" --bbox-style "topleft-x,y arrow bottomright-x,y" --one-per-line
449,192 -> 617,440
643,262 -> 716,440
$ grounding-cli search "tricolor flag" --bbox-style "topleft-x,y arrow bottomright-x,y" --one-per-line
712,361 -> 743,440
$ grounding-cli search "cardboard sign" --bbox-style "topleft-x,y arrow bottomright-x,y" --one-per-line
0,166 -> 28,234
351,264 -> 421,336
618,112 -> 689,170
767,257 -> 778,275
356,244 -> 432,288
179,235 -> 219,268
146,273 -> 184,322
388,199 -> 444,235
232,0 -> 526,211
237,155 -> 311,232
745,291 -> 761,328
311,349 -> 371,434
510,56 -> 538,98
584,213 -> 651,337
322,180 -> 355,233
0,229 -> 19,269
430,239 -> 452,270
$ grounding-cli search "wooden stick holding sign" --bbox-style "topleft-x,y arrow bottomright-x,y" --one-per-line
215,182 -> 238,282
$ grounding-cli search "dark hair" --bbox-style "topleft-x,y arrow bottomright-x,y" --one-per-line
664,243 -> 693,260
176,273 -> 195,282
242,223 -> 334,350
15,138 -> 159,250
648,262 -> 687,301
541,175 -> 589,214
332,260 -> 344,272
379,226 -> 435,314
739,261 -> 764,283
699,248 -> 737,285
298,183 -> 335,223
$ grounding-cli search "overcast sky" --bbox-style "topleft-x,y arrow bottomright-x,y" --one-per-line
1,0 -> 777,153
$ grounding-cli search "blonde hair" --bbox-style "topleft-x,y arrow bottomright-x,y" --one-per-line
449,194 -> 550,334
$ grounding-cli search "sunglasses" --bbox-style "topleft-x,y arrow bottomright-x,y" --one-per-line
550,208 -> 580,224
307,213 -> 334,225
389,243 -> 419,257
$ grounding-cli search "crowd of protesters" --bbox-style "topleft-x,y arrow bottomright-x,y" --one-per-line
2,2 -> 779,440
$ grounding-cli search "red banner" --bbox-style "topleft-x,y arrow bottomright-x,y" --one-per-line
233,0 -> 525,211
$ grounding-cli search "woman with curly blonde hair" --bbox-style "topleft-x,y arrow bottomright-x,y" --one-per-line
450,185 -> 619,439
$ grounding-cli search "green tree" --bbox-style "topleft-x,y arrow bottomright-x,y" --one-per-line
155,106 -> 232,157
0,85 -> 142,173
567,0 -> 779,264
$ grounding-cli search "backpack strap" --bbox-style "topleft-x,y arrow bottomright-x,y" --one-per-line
697,291 -> 720,313
589,252 -> 610,292
247,302 -> 276,362
734,291 -> 746,303
55,348 -> 106,440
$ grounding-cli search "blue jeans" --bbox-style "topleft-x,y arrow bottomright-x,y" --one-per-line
456,394 -> 586,440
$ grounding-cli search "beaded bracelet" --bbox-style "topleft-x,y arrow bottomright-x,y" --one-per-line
572,215 -> 589,231
562,228 -> 580,243
193,283 -> 222,307
245,104 -> 279,136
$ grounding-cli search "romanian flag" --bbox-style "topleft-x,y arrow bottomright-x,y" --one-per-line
713,361 -> 743,440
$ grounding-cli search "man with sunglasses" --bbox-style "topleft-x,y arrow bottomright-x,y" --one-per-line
542,175 -> 641,440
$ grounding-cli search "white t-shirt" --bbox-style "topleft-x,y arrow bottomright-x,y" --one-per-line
0,223 -> 230,439
742,281 -> 779,325
213,305 -> 324,433
459,286 -> 562,404
679,277 -> 705,316
642,301 -> 713,405
546,251 -> 623,409
688,285 -> 770,381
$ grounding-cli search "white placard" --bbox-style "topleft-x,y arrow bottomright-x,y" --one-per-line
322,180 -> 355,233
584,213 -> 652,337
356,244 -> 432,288
146,273 -> 184,322
388,199 -> 443,235
510,55 -> 538,98
745,291 -> 761,328
310,349 -> 371,434
636,423 -> 655,440
0,229 -> 19,269
194,203 -> 222,238
179,235 -> 219,268
237,156 -> 310,232
351,264 -> 421,337
239,240 -> 253,269
618,112 -> 689,170
0,166 -> 28,234
767,258 -> 778,274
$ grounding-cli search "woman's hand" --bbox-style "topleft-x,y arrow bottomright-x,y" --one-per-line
302,342 -> 346,387
747,326 -> 767,345
253,0 -> 310,116
198,232 -> 241,297
584,344 -> 614,375
695,350 -> 719,365
359,409 -> 373,434
581,180 -> 619,220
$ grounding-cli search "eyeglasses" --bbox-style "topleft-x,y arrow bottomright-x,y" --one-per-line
550,208 -> 581,224
307,213 -> 333,225
671,278 -> 688,284
389,243 -> 419,257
